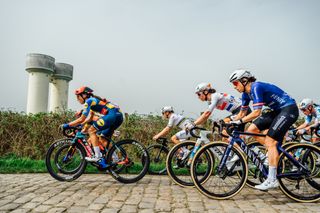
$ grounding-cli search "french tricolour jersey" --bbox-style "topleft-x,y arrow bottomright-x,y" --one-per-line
241,82 -> 296,111
207,93 -> 241,113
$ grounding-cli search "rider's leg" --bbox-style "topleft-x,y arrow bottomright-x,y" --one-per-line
264,136 -> 279,180
171,135 -> 180,144
88,126 -> 102,159
247,124 -> 266,145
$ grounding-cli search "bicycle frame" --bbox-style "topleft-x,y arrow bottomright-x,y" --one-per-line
217,130 -> 311,179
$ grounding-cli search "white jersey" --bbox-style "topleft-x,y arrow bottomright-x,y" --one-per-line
207,93 -> 241,113
167,113 -> 192,129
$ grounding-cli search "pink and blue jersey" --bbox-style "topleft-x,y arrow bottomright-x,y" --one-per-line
241,82 -> 296,111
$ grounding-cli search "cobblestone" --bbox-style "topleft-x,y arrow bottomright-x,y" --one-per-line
0,174 -> 319,213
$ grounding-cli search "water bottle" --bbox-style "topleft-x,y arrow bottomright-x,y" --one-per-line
251,146 -> 266,161
187,140 -> 202,165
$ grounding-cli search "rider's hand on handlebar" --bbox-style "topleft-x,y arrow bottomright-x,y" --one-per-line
184,122 -> 195,131
153,135 -> 159,141
297,128 -> 306,135
230,119 -> 242,125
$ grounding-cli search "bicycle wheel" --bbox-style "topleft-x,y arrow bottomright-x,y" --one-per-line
147,144 -> 169,175
278,143 -> 320,202
191,142 -> 248,199
106,139 -> 150,184
46,139 -> 87,181
166,141 -> 214,187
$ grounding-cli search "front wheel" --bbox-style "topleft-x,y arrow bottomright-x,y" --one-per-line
191,142 -> 248,199
147,144 -> 169,175
166,141 -> 214,187
45,138 -> 87,181
107,139 -> 150,184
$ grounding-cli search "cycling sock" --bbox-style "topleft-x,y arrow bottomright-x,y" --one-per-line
268,166 -> 277,182
94,146 -> 101,158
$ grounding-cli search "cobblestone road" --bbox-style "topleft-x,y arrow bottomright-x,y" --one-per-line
0,174 -> 319,213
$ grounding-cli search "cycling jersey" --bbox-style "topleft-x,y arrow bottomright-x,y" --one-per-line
167,113 -> 193,129
241,82 -> 296,111
304,104 -> 320,126
208,93 -> 241,113
82,97 -> 120,117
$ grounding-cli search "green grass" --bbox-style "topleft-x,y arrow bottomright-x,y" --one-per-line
0,155 -> 47,173
0,154 -> 146,174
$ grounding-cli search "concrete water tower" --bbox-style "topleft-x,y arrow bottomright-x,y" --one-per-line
49,63 -> 73,112
26,53 -> 55,114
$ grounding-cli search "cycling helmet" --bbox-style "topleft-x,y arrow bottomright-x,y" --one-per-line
299,98 -> 313,110
229,69 -> 254,82
75,86 -> 93,95
195,83 -> 212,94
161,106 -> 174,114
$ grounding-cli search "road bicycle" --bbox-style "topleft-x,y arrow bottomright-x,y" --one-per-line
46,126 -> 150,184
147,137 -> 169,175
190,121 -> 320,202
166,123 -> 267,188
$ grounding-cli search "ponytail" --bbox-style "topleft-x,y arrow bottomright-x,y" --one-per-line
92,94 -> 107,103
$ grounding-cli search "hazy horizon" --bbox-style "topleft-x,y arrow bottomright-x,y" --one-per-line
1,0 -> 319,120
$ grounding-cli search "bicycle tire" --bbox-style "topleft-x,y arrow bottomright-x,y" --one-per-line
147,144 -> 169,175
278,143 -> 320,202
46,139 -> 87,181
106,139 -> 150,184
191,141 -> 248,199
166,141 -> 214,187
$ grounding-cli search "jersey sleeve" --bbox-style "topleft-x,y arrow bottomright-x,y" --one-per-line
251,83 -> 265,110
167,114 -> 175,128
82,98 -> 97,117
304,115 -> 312,124
240,93 -> 251,111
207,93 -> 221,113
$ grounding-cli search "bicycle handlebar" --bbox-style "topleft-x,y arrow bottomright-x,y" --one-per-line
189,126 -> 207,138
62,126 -> 81,138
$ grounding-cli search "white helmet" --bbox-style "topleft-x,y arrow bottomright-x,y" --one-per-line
299,98 -> 313,110
161,106 -> 174,113
229,69 -> 254,82
195,82 -> 211,93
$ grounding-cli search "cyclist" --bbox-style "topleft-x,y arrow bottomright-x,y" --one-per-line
153,106 -> 193,159
187,82 -> 248,132
229,69 -> 299,190
295,98 -> 320,142
61,86 -> 123,168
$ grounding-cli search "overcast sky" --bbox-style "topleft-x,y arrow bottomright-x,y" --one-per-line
0,0 -> 319,119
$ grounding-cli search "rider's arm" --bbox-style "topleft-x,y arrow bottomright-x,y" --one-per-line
232,109 -> 248,121
194,93 -> 220,125
296,122 -> 308,130
241,108 -> 262,123
68,114 -> 86,127
154,126 -> 171,138
81,110 -> 94,125
194,110 -> 211,126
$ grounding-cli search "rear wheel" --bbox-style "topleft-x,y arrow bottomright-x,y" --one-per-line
107,139 -> 150,184
278,143 -> 320,202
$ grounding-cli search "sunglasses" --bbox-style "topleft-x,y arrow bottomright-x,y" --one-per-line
196,93 -> 202,97
232,81 -> 239,86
